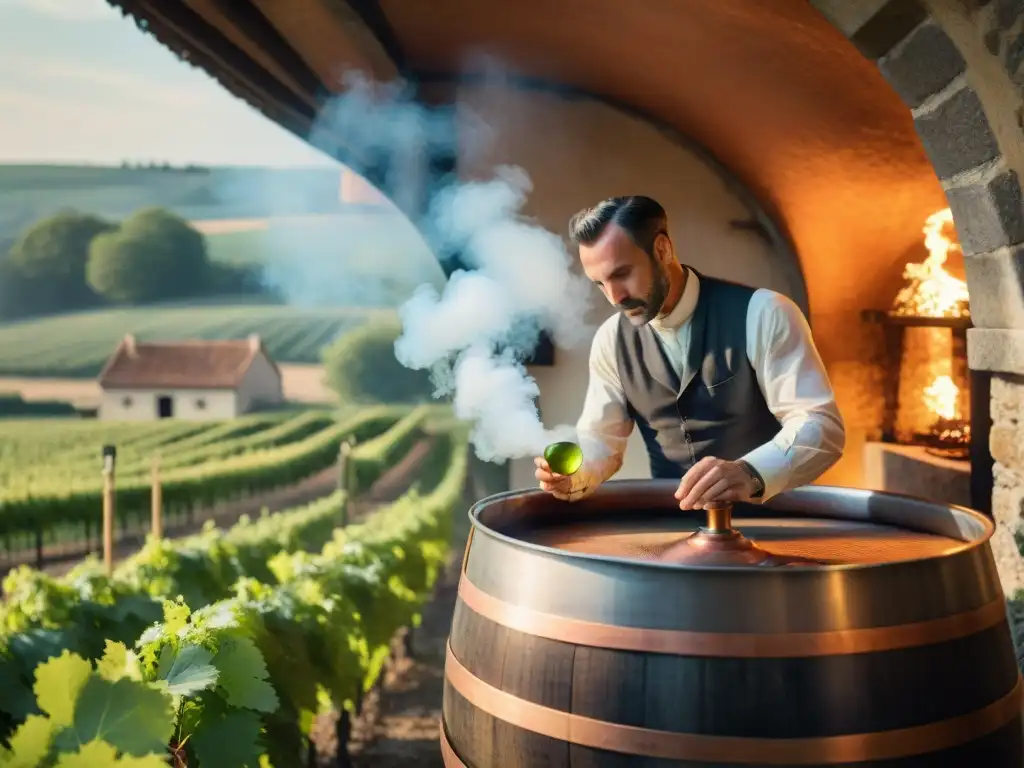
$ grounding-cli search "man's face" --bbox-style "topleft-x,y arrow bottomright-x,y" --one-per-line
579,223 -> 670,326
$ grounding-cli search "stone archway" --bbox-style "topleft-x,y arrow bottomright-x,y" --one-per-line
813,0 -> 1024,593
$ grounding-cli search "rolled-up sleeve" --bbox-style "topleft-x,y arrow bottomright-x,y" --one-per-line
549,317 -> 634,501
740,291 -> 846,501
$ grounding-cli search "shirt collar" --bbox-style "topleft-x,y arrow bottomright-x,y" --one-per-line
650,266 -> 699,334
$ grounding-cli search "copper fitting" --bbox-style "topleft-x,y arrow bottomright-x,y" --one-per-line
705,501 -> 733,533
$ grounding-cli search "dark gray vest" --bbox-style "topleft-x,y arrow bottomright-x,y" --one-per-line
615,271 -> 781,479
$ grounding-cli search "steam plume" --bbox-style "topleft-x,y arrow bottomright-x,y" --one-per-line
303,69 -> 598,463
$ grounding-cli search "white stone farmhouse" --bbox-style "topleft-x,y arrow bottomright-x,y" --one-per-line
97,334 -> 283,421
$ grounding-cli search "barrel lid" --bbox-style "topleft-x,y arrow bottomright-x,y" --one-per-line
468,480 -> 995,572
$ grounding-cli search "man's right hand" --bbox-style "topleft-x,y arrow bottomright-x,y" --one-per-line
534,456 -> 574,496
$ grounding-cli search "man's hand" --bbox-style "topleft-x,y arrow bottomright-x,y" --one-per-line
535,456 -> 574,497
674,457 -> 757,509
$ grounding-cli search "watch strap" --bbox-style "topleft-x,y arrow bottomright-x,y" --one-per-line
737,460 -> 765,498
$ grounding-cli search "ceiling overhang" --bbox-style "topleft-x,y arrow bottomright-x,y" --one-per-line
103,0 -> 948,326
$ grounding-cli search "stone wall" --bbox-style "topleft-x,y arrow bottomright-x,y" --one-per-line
991,373 -> 1024,594
813,0 -> 1024,597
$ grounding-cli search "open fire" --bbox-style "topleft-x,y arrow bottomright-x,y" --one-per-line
891,207 -> 971,458
918,374 -> 971,459
892,208 -> 970,319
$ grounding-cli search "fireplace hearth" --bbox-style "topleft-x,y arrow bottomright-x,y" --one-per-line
861,209 -> 993,515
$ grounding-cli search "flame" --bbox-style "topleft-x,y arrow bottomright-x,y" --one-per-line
922,374 -> 959,421
892,208 -> 970,318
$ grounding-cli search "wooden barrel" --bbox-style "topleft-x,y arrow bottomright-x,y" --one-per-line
441,481 -> 1024,767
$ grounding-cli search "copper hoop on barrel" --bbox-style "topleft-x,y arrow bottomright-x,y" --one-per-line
446,643 -> 1022,764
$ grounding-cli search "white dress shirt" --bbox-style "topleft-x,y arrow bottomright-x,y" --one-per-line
553,267 -> 846,502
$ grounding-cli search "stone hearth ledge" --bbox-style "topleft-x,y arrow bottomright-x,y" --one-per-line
967,328 -> 1024,374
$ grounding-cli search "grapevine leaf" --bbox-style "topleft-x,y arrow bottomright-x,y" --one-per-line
2,714 -> 54,768
51,739 -> 171,768
116,755 -> 173,767
190,709 -> 263,768
159,645 -> 219,698
97,641 -> 142,683
52,676 -> 174,757
6,630 -> 73,680
52,739 -> 117,767
33,651 -> 92,727
0,662 -> 35,722
212,636 -> 278,712
162,601 -> 190,637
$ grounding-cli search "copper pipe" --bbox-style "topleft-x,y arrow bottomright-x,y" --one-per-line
705,501 -> 733,533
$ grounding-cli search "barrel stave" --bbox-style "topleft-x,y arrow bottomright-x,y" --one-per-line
444,591 -> 1024,766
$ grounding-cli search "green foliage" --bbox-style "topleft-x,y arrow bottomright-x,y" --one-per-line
86,208 -> 211,305
0,394 -> 77,418
0,428 -> 469,766
0,643 -> 175,766
0,303 -> 386,377
0,407 -> 404,541
322,315 -> 434,405
347,405 -> 430,494
2,211 -> 115,319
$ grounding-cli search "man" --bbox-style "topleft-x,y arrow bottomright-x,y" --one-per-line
534,195 -> 845,510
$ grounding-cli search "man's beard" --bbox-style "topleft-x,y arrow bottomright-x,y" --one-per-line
617,263 -> 669,325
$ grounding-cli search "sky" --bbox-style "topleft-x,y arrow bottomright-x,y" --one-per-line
0,0 -> 340,168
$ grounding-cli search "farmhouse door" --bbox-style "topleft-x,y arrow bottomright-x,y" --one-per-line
157,395 -> 174,418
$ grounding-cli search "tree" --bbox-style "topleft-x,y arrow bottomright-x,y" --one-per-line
87,207 -> 211,304
322,315 -> 435,405
6,210 -> 116,315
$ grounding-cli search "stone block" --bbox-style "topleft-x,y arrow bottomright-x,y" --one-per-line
1005,29 -> 1024,81
992,372 -> 1024,425
913,86 -> 1001,180
846,0 -> 928,60
963,245 -> 1024,328
968,328 -> 1024,373
991,476 -> 1024,595
992,424 -> 1023,467
878,20 -> 966,108
993,0 -> 1024,32
946,169 -> 1024,255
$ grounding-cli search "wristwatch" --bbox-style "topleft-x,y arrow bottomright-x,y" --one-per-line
737,460 -> 765,499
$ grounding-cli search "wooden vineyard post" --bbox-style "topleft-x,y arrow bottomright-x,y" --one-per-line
338,439 -> 353,526
151,454 -> 163,539
101,444 -> 117,577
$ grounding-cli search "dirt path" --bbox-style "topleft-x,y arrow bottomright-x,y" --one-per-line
343,460 -> 484,768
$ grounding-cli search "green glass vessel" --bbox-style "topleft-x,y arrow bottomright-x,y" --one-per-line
543,441 -> 584,476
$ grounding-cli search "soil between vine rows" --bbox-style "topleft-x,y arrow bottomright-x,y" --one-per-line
312,455 -> 482,768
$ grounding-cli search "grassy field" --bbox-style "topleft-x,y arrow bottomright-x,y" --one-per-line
0,303 -> 397,377
0,164 -> 449,382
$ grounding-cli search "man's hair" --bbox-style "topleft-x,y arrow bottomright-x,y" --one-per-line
568,196 -> 668,258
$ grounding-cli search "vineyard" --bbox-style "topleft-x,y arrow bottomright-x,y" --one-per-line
0,405 -> 435,565
0,403 -> 470,767
0,304 -> 396,377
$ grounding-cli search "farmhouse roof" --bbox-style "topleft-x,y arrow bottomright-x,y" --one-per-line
98,334 -> 275,390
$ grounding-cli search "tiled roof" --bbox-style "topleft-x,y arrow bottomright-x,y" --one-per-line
98,334 -> 270,390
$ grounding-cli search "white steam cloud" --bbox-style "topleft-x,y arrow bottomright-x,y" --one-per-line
394,166 -> 595,461
271,67 -> 598,463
